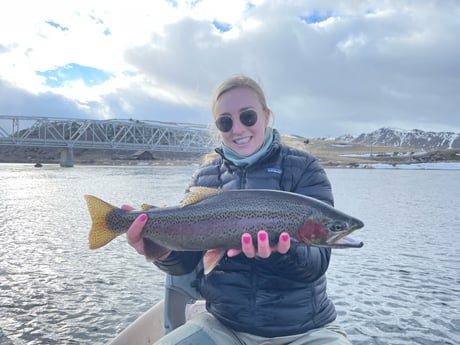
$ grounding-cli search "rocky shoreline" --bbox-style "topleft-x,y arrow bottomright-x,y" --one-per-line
0,146 -> 203,166
1,136 -> 459,168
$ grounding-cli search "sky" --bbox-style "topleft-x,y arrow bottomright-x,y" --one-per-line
0,0 -> 459,138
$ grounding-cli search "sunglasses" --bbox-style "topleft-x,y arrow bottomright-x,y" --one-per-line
215,110 -> 258,132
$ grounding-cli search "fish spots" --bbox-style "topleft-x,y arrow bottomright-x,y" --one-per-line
106,209 -> 135,232
86,189 -> 364,253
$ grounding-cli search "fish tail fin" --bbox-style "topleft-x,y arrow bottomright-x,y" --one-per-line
85,195 -> 120,249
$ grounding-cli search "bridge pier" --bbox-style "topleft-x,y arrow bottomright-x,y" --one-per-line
60,148 -> 74,167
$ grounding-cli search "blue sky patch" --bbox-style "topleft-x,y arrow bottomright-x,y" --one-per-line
213,19 -> 232,32
300,11 -> 333,24
36,63 -> 113,88
46,20 -> 69,31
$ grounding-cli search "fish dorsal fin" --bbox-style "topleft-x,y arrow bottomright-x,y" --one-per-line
141,203 -> 158,211
181,187 -> 224,207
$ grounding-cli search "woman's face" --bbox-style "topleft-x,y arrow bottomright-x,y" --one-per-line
214,87 -> 270,157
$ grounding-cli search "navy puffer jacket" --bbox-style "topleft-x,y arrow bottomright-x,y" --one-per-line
155,129 -> 337,337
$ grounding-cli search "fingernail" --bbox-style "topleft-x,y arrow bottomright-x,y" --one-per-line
243,234 -> 251,244
258,232 -> 267,241
139,214 -> 147,222
281,233 -> 290,242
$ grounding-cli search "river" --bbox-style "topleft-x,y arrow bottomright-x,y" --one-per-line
1,164 -> 459,345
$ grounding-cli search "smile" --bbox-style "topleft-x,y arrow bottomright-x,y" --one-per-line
234,136 -> 252,144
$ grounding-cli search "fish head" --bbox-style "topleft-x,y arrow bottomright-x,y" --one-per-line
294,209 -> 364,248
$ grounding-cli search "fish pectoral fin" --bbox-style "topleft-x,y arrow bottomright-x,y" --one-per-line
143,238 -> 171,259
181,187 -> 224,207
203,249 -> 226,275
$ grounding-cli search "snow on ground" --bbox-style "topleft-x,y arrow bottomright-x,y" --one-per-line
359,162 -> 460,170
341,151 -> 425,158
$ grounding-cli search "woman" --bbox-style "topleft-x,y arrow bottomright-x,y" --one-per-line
127,76 -> 352,344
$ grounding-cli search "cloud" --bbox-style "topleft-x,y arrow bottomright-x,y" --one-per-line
0,79 -> 92,117
0,0 -> 459,137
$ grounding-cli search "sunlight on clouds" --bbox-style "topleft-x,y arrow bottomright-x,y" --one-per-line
0,0 -> 179,97
190,0 -> 249,23
240,17 -> 262,31
336,34 -> 368,57
140,77 -> 209,108
55,70 -> 143,101
0,0 -> 254,101
0,0 -> 459,136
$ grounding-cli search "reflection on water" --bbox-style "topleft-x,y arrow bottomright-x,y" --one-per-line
1,164 -> 459,344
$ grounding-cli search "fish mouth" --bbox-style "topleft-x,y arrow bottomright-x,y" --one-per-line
325,233 -> 364,248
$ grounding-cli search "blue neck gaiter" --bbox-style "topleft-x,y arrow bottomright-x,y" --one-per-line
222,127 -> 274,167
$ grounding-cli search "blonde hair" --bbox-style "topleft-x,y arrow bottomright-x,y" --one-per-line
211,75 -> 269,117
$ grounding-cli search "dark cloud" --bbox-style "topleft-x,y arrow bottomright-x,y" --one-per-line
0,79 -> 92,117
99,86 -> 210,124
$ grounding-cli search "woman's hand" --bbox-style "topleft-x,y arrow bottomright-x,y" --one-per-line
227,231 -> 291,259
122,205 -> 147,256
123,205 -> 171,260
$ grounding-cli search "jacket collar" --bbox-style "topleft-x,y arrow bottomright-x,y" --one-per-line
215,129 -> 281,169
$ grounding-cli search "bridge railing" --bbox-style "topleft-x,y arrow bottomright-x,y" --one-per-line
0,115 -> 216,153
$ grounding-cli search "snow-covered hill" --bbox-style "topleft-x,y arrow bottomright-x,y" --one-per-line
335,128 -> 460,150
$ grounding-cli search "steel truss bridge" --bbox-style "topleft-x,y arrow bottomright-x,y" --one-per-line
0,115 -> 215,166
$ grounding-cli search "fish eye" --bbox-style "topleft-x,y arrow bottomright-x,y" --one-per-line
327,221 -> 346,232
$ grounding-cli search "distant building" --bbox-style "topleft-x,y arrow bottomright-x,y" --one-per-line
130,150 -> 154,160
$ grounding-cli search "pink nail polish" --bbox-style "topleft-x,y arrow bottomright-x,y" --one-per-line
281,234 -> 290,242
243,235 -> 251,244
259,232 -> 267,241
139,214 -> 147,222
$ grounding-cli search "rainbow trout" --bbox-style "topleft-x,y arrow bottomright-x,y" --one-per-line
85,187 -> 364,267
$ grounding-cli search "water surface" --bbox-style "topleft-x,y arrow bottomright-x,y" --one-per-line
1,164 -> 459,344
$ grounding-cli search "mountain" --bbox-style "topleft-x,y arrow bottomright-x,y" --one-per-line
335,127 -> 460,151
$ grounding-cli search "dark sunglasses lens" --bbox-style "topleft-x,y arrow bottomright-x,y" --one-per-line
215,111 -> 258,132
216,117 -> 233,132
240,110 -> 257,127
